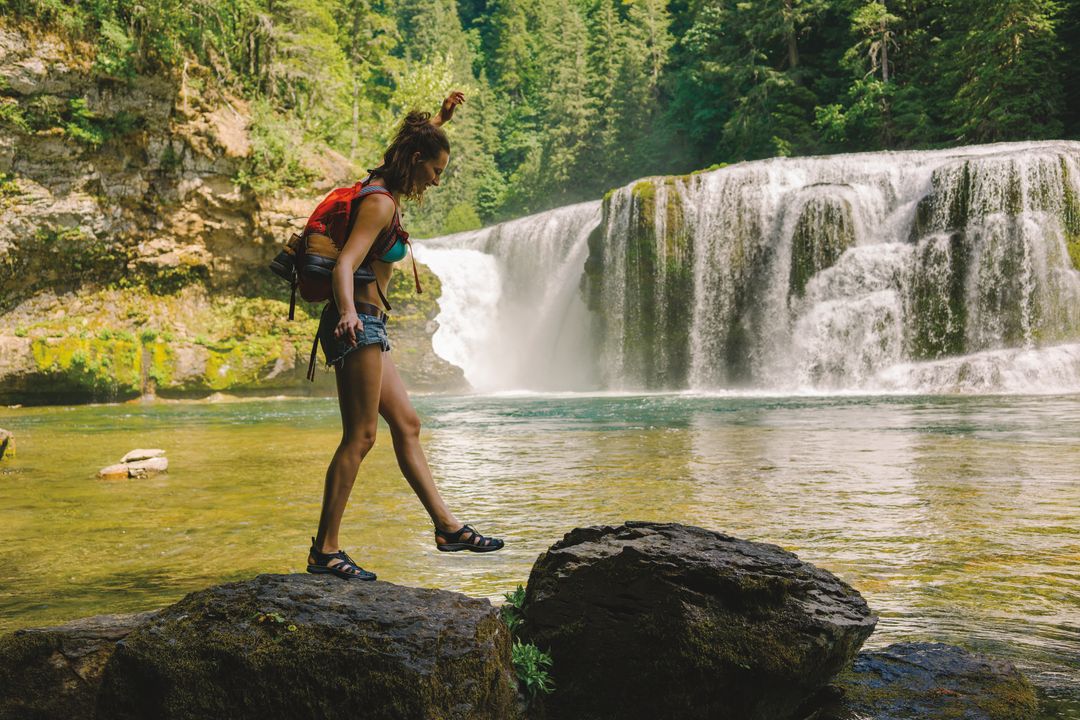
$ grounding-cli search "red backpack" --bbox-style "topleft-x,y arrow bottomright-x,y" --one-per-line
269,178 -> 422,320
269,178 -> 423,380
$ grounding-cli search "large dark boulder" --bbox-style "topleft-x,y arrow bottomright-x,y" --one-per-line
520,521 -> 877,720
96,574 -> 523,720
822,642 -> 1039,720
0,611 -> 158,720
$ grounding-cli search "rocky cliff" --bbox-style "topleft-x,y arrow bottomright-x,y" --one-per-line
0,21 -> 465,404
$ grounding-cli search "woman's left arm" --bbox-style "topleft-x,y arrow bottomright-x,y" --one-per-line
432,91 -> 465,127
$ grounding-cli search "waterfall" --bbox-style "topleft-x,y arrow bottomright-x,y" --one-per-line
413,201 -> 602,392
420,141 -> 1080,394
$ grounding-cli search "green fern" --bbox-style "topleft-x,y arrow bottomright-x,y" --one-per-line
511,639 -> 555,699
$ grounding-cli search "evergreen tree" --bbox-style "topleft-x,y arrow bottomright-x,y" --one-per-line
946,0 -> 1064,142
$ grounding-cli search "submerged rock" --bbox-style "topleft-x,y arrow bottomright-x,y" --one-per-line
822,642 -> 1039,720
96,574 -> 523,720
0,611 -> 158,720
520,521 -> 877,720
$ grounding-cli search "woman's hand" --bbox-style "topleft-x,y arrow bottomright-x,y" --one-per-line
435,91 -> 465,126
335,311 -> 364,347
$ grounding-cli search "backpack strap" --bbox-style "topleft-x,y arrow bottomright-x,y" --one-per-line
306,325 -> 320,382
288,275 -> 298,321
349,181 -> 423,307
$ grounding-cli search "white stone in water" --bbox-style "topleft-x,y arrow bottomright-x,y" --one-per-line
125,457 -> 168,478
121,448 -> 166,463
97,464 -> 129,480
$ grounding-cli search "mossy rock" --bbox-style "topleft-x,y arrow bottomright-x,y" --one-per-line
820,643 -> 1038,720
1060,157 -> 1080,271
586,179 -> 695,387
0,258 -> 465,404
789,193 -> 856,298
0,611 -> 158,720
912,162 -> 973,240
908,232 -> 969,360
521,522 -> 877,720
96,574 -> 523,720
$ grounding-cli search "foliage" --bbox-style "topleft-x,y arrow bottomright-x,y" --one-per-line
511,639 -> 555,700
500,584 -> 526,633
498,584 -> 554,700
233,100 -> 320,195
2,0 -> 1077,230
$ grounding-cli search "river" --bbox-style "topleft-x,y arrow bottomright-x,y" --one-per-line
1,392 -> 1077,714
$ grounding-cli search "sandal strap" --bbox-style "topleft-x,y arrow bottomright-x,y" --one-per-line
438,524 -> 501,546
437,524 -> 475,543
310,538 -> 358,565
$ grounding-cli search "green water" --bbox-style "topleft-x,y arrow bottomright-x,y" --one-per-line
1,393 -> 1078,713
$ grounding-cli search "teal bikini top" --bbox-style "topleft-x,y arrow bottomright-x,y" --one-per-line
357,175 -> 422,302
380,236 -> 408,263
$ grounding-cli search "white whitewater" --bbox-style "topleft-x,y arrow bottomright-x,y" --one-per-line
605,141 -> 1080,393
413,201 -> 602,392
419,141 -> 1080,394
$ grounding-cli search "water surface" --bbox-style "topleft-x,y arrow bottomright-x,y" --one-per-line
1,393 -> 1077,713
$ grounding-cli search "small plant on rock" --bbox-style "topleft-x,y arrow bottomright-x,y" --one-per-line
511,639 -> 554,700
500,584 -> 554,701
500,584 -> 526,633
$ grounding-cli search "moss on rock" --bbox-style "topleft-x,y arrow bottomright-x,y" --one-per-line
1060,158 -> 1080,271
789,195 -> 855,298
0,253 -> 467,404
909,232 -> 969,360
825,643 -> 1038,720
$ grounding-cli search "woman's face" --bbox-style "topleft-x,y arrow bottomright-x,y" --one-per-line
410,150 -> 449,196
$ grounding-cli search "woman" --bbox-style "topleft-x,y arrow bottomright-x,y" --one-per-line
307,91 -> 504,580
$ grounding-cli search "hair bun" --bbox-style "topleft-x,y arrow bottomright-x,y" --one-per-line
405,110 -> 433,126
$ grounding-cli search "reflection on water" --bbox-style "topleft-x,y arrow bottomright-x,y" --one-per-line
1,394 -> 1077,713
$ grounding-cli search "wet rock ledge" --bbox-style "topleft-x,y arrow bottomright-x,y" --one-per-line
0,522 -> 1039,720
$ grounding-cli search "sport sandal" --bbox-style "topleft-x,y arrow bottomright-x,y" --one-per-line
307,537 -> 376,580
435,524 -> 505,553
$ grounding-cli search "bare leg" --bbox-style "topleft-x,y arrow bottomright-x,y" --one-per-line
378,353 -> 503,551
378,352 -> 460,531
312,344 -> 383,571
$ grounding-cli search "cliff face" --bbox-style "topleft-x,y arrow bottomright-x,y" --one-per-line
0,22 -> 465,404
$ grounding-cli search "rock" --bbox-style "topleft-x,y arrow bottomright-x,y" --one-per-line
120,448 -> 166,463
96,574 -> 523,720
520,521 -> 877,720
97,463 -> 129,480
124,456 -> 168,478
0,428 -> 10,460
97,454 -> 167,479
0,611 -> 159,720
821,642 -> 1039,720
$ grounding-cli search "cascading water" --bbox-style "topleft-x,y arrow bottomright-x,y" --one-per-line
413,201 -> 601,392
420,141 -> 1080,394
584,140 -> 1080,393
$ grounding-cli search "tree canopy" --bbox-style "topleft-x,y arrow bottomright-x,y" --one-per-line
3,0 -> 1077,235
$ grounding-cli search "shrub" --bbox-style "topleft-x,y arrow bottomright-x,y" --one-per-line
499,584 -> 554,701
511,639 -> 555,700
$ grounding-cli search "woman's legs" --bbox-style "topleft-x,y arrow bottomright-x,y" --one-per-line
378,352 -> 460,532
312,343 -> 383,564
378,353 -> 503,550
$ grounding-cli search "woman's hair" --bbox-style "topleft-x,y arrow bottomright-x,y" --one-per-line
368,110 -> 450,203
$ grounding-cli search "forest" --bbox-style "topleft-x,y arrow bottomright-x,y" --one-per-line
2,0 -> 1078,235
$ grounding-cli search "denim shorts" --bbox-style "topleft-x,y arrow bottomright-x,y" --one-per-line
318,303 -> 391,368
